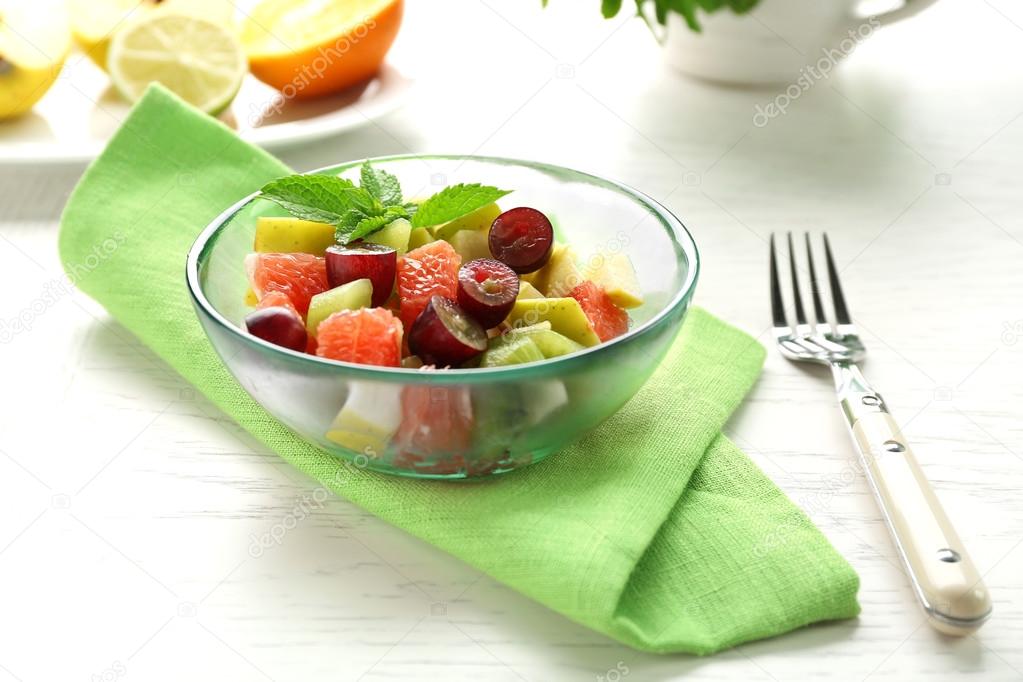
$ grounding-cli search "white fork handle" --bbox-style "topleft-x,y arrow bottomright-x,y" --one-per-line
834,363 -> 991,634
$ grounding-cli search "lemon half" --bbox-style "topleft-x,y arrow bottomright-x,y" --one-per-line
107,12 -> 246,114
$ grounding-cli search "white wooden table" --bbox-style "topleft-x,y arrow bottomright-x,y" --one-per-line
1,1 -> 1021,680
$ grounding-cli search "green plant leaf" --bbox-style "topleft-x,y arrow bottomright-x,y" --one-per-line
360,163 -> 403,206
259,175 -> 368,225
349,206 -> 410,242
602,0 -> 623,17
411,184 -> 512,228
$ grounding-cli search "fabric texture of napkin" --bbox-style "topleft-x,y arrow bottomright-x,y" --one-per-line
59,85 -> 859,654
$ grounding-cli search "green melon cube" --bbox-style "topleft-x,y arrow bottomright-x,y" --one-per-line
478,335 -> 545,368
365,218 -> 411,256
408,226 -> 435,251
306,279 -> 373,336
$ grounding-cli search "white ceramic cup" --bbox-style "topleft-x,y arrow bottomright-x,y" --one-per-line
663,0 -> 940,85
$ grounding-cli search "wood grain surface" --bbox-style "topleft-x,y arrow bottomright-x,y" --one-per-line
0,1 -> 1021,680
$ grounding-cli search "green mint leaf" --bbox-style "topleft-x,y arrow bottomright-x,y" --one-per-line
410,184 -> 512,228
359,163 -> 403,206
336,205 -> 410,244
260,175 -> 374,225
350,215 -> 394,241
334,208 -> 366,243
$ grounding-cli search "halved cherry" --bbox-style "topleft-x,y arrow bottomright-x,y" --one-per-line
408,296 -> 487,367
457,258 -> 519,329
325,242 -> 396,307
245,306 -> 308,352
488,207 -> 554,274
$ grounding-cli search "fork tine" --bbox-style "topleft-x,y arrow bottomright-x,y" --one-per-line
786,232 -> 807,325
823,233 -> 852,324
804,233 -> 827,326
769,234 -> 787,328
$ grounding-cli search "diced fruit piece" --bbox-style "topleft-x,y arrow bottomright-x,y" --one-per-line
516,281 -> 544,300
315,308 -> 402,367
505,298 -> 601,347
520,380 -> 569,426
471,385 -> 528,456
497,322 -> 583,359
569,281 -> 629,342
431,202 -> 502,241
365,218 -> 411,256
457,259 -> 519,329
245,306 -> 308,352
478,335 -> 545,368
245,252 -> 329,315
325,381 -> 401,457
448,229 -> 492,263
408,296 -> 487,367
528,244 -> 584,297
504,321 -> 552,334
244,288 -> 259,306
489,207 -> 554,274
254,217 -> 336,255
408,227 -> 435,251
257,290 -> 299,317
393,383 -> 473,460
582,250 -> 643,308
520,329 -> 584,359
396,240 -> 461,330
401,355 -> 424,369
325,242 -> 396,307
306,279 -> 373,336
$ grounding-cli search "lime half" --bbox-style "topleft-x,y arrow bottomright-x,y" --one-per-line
107,13 -> 246,115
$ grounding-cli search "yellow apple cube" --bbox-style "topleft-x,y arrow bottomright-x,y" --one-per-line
430,202 -> 502,241
583,250 -> 643,308
505,298 -> 600,347
449,228 -> 492,263
254,217 -> 335,255
516,281 -> 544,300
529,244 -> 584,298
325,381 -> 401,457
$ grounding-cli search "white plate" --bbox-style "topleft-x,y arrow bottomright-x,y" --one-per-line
0,53 -> 413,165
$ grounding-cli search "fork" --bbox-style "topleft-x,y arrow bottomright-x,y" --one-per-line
769,233 -> 991,635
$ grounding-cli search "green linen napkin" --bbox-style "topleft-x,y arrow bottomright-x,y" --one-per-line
59,85 -> 859,654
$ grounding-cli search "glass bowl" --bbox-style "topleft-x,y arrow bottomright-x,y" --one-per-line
186,155 -> 699,479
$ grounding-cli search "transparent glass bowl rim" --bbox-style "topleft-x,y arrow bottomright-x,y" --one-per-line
185,154 -> 701,384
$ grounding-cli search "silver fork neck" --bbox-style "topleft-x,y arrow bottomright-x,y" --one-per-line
832,361 -> 889,424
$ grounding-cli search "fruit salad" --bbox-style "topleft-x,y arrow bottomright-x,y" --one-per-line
242,163 -> 643,370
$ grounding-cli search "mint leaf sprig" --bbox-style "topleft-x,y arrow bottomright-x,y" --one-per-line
258,163 -> 511,245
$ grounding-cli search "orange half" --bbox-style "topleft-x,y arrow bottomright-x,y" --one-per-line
241,0 -> 402,99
